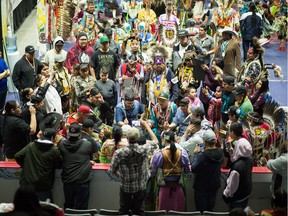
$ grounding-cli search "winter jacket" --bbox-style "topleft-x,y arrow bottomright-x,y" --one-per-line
15,139 -> 62,192
58,138 -> 97,184
192,147 -> 224,192
240,12 -> 263,40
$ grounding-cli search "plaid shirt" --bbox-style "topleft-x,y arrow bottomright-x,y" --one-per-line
110,141 -> 158,193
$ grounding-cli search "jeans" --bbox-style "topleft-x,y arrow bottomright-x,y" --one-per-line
37,190 -> 53,202
194,189 -> 217,213
63,181 -> 90,210
242,39 -> 252,61
229,198 -> 249,210
119,188 -> 146,216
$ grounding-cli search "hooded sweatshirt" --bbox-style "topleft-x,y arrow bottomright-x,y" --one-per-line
223,138 -> 253,202
44,36 -> 67,69
58,138 -> 96,184
192,147 -> 224,192
14,139 -> 62,192
66,34 -> 94,72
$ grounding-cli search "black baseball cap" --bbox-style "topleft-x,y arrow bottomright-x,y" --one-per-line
104,28 -> 113,35
40,128 -> 56,140
27,95 -> 44,106
223,76 -> 235,85
178,29 -> 189,37
233,86 -> 248,95
25,45 -> 35,53
82,119 -> 95,129
225,105 -> 240,117
68,123 -> 81,137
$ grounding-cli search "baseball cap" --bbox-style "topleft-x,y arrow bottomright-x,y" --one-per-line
104,28 -> 113,35
233,86 -> 247,96
54,54 -> 65,62
25,45 -> 35,53
40,128 -> 57,140
100,36 -> 109,43
55,38 -> 64,46
178,29 -> 189,37
225,105 -> 240,117
223,76 -> 235,85
191,106 -> 205,117
202,130 -> 216,143
68,123 -> 81,137
82,119 -> 94,129
122,125 -> 132,136
27,95 -> 44,106
157,92 -> 169,100
179,98 -> 189,106
78,105 -> 93,115
126,127 -> 140,143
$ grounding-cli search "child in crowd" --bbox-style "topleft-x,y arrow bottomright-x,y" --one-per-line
205,86 -> 223,127
186,86 -> 201,111
95,67 -> 117,125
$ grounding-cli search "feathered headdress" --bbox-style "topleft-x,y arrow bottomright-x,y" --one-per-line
148,45 -> 171,62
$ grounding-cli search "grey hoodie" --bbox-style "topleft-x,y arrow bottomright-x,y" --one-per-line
44,36 -> 67,69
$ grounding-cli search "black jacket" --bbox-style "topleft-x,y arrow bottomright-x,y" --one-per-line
192,148 -> 224,192
58,138 -> 97,184
12,55 -> 41,91
15,139 -> 62,192
223,156 -> 253,203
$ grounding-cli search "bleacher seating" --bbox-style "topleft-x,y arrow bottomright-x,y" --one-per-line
65,208 -> 98,216
168,210 -> 202,215
203,211 -> 229,216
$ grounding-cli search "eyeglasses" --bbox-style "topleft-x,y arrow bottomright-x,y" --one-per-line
185,58 -> 192,62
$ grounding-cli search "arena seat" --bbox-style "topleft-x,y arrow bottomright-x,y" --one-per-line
144,210 -> 167,215
203,211 -> 229,216
65,208 -> 98,216
64,213 -> 91,216
168,210 -> 201,215
99,208 -> 128,215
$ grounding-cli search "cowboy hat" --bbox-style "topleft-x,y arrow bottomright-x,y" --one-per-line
39,112 -> 63,131
218,26 -> 237,37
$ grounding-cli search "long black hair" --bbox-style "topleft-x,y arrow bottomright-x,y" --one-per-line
163,130 -> 177,162
249,2 -> 257,27
112,125 -> 123,150
250,78 -> 269,104
4,100 -> 18,116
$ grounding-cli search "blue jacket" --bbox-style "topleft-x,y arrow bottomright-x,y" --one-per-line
240,12 -> 263,40
115,100 -> 144,125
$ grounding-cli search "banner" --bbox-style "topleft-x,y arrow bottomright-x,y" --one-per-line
9,0 -> 22,11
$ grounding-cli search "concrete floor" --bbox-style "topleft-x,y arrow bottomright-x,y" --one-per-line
15,8 -> 38,57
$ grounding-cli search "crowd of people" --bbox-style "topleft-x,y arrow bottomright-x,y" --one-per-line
0,0 -> 287,215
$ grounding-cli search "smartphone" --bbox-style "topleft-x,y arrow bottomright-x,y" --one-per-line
132,120 -> 141,127
198,143 -> 205,152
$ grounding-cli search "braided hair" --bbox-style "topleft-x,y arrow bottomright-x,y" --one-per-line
163,130 -> 177,162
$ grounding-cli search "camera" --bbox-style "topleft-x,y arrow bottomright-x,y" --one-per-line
132,120 -> 141,127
